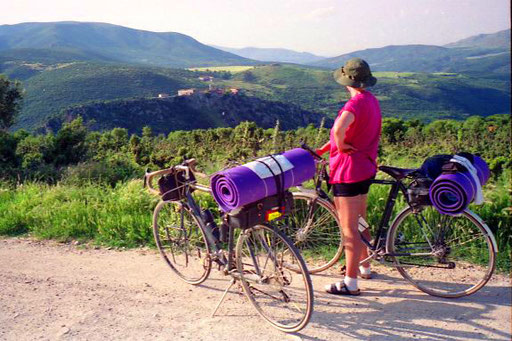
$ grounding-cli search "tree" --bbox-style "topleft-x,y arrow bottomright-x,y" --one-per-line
382,118 -> 408,144
53,117 -> 88,166
242,71 -> 256,82
0,75 -> 23,130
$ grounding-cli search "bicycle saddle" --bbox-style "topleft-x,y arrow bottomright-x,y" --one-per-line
378,166 -> 418,180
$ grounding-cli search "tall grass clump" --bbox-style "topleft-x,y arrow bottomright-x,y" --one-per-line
0,180 -> 158,247
473,170 -> 511,271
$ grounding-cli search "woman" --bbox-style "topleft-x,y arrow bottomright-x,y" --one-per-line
316,58 -> 382,295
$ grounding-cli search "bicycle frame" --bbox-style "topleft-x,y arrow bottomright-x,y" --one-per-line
179,172 -> 281,279
364,178 -> 408,252
306,162 -> 414,255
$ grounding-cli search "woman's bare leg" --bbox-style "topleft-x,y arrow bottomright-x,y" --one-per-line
334,195 -> 363,280
358,194 -> 371,268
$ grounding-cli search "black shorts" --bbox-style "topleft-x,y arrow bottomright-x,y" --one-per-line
331,177 -> 374,197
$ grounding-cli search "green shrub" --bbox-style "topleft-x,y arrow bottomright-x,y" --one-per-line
61,157 -> 142,187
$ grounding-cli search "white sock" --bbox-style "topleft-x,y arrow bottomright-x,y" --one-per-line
359,265 -> 371,275
343,276 -> 358,291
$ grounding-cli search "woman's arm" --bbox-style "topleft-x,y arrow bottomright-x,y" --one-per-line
316,141 -> 330,156
332,111 -> 357,154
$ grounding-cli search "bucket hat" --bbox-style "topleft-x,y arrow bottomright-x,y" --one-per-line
333,58 -> 377,88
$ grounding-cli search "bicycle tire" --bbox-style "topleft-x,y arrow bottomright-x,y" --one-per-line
387,206 -> 496,298
153,200 -> 212,285
235,224 -> 314,332
277,192 -> 342,274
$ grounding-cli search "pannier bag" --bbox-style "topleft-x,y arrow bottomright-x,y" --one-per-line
407,176 -> 433,208
226,191 -> 294,229
158,167 -> 195,201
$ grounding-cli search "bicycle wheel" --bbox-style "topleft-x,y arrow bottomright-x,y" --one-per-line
277,192 -> 342,273
387,206 -> 496,298
153,200 -> 212,285
235,224 -> 314,332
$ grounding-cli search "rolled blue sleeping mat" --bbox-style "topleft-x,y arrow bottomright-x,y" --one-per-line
429,155 -> 490,215
473,155 -> 490,185
210,148 -> 316,212
429,172 -> 476,215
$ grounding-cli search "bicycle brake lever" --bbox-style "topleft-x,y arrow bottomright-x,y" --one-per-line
143,167 -> 150,188
300,142 -> 322,160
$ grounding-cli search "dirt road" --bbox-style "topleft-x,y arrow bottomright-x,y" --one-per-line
0,238 -> 510,340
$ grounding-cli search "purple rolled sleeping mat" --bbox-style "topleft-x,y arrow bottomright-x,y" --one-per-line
429,155 -> 490,215
210,148 -> 316,212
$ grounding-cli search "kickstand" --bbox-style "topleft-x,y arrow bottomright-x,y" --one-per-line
211,278 -> 236,317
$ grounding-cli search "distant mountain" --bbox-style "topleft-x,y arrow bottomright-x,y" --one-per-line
445,29 -> 511,49
0,22 -> 255,67
213,46 -> 326,64
46,92 -> 325,134
310,29 -> 510,73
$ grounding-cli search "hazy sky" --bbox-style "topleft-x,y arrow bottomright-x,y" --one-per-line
2,0 -> 510,56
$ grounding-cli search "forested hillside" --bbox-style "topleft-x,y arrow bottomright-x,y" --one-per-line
11,63 -> 203,129
47,92 -> 325,134
5,63 -> 510,131
223,65 -> 510,120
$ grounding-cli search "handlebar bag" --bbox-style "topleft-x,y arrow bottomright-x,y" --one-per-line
158,167 -> 195,201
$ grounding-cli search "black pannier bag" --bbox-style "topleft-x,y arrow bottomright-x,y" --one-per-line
158,167 -> 195,201
407,176 -> 433,208
419,152 -> 475,179
419,154 -> 452,180
226,191 -> 294,229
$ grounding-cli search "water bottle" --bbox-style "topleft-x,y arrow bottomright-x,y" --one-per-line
202,209 -> 220,242
219,223 -> 229,243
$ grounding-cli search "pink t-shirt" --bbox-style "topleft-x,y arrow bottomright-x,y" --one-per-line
329,91 -> 382,183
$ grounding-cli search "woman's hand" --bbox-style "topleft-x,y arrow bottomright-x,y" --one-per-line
316,142 -> 330,156
341,143 -> 357,155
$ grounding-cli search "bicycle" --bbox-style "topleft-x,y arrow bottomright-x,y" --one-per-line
287,144 -> 497,298
144,159 -> 314,332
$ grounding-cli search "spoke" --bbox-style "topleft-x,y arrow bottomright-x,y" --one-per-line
249,285 -> 287,302
445,234 -> 485,248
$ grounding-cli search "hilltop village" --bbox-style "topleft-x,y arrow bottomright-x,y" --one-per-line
157,75 -> 239,99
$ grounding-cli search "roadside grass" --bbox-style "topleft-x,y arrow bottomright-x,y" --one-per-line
0,181 -> 158,247
0,175 -> 509,272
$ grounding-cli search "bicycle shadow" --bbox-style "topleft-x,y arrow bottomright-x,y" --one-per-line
188,267 -> 511,339
300,280 -> 511,341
